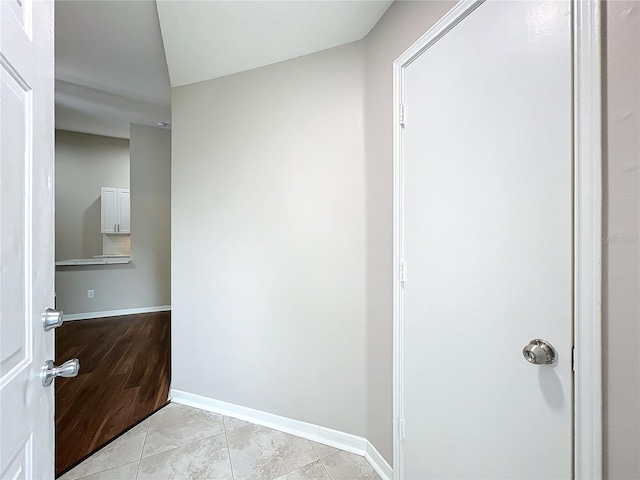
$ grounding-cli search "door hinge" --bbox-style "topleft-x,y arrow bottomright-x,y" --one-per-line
399,261 -> 406,284
572,347 -> 576,372
399,104 -> 406,127
398,418 -> 405,440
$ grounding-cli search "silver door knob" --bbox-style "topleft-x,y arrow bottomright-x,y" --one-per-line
41,358 -> 80,386
522,339 -> 557,365
42,308 -> 64,331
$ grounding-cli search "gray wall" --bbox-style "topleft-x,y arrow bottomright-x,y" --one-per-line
129,124 -> 172,311
55,130 -> 129,262
55,126 -> 171,315
603,1 -> 640,478
172,42 -> 368,437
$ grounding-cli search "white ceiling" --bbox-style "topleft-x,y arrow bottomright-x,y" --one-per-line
55,0 -> 172,139
156,0 -> 393,87
55,0 -> 393,138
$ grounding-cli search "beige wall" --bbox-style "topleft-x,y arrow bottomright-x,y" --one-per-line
55,126 -> 171,315
603,1 -> 640,478
172,42 -> 368,436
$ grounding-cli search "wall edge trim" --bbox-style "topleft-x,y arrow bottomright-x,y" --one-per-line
365,440 -> 393,480
573,1 -> 603,478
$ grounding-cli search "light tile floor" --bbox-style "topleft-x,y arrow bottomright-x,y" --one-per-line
60,403 -> 381,480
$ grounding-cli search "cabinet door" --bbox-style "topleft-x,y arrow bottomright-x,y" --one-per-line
101,187 -> 117,233
117,189 -> 130,233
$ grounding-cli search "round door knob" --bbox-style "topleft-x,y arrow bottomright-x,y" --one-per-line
41,358 -> 80,386
522,339 -> 556,365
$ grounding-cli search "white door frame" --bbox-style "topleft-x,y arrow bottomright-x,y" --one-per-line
391,1 -> 603,478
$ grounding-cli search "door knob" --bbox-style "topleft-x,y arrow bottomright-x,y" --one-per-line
522,339 -> 557,365
42,308 -> 64,331
41,358 -> 80,386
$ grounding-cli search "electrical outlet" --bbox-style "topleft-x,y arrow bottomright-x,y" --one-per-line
87,289 -> 95,299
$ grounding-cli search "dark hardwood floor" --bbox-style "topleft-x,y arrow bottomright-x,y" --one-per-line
55,311 -> 171,476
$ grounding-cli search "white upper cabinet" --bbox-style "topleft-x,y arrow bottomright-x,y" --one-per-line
117,189 -> 130,232
101,187 -> 130,234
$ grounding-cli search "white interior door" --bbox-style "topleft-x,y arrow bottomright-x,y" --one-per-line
398,1 -> 573,478
1,0 -> 56,478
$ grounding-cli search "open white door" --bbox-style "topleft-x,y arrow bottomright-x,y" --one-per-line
1,0 -> 56,478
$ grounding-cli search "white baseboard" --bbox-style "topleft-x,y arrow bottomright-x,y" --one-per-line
365,441 -> 393,480
170,389 -> 392,480
63,305 -> 171,321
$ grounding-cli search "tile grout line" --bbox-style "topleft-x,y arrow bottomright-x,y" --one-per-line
62,420 -> 152,480
308,441 -> 338,461
268,439 -> 320,480
320,459 -> 335,480
138,430 -> 227,463
319,451 -> 343,480
222,418 -> 236,480
137,406 -> 228,463
309,439 -> 337,473
308,441 -> 320,460
134,420 -> 152,480
67,460 -> 140,480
